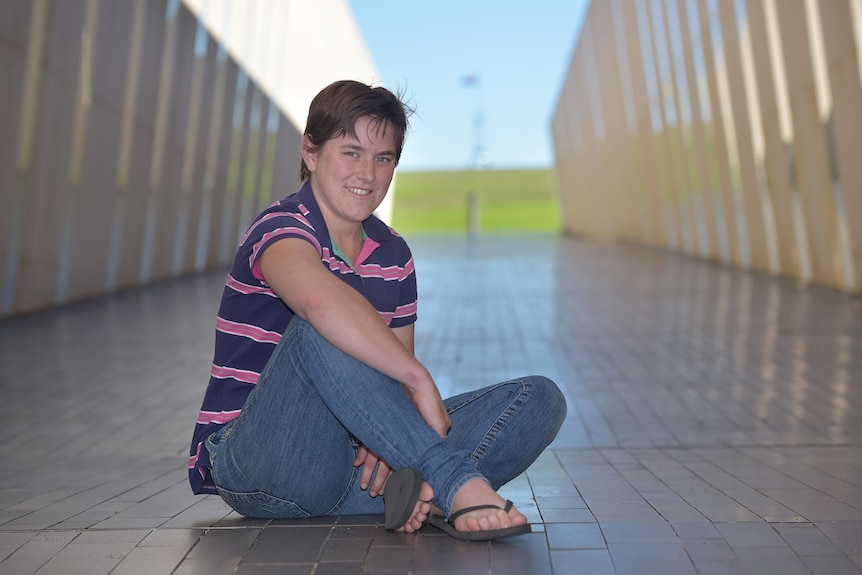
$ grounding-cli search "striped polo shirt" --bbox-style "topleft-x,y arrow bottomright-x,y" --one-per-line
188,182 -> 418,495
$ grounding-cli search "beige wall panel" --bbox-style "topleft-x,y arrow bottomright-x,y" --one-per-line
550,0 -> 860,295
577,76 -> 604,238
567,78 -> 590,237
661,0 -> 700,256
225,73 -> 255,257
179,33 -> 217,274
565,56 -> 588,236
677,0 -> 720,261
590,1 -> 625,241
644,0 -> 685,250
774,0 -> 844,288
0,0 -> 380,317
568,74 -> 590,238
67,0 -> 131,302
716,0 -> 772,273
151,7 -> 196,282
238,86 -> 264,234
818,0 -> 862,289
17,0 -> 86,313
204,54 -> 238,269
551,101 -> 580,238
0,2 -> 33,313
251,96 -> 272,215
744,0 -> 804,279
257,102 -> 280,212
271,104 -> 303,201
619,0 -> 664,247
116,0 -> 165,290
697,0 -> 742,266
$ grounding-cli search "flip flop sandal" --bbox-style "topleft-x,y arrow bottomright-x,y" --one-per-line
383,467 -> 423,530
428,499 -> 532,541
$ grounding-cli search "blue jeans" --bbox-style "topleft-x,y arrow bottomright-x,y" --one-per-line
206,317 -> 566,519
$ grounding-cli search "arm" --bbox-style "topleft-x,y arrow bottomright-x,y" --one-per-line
391,324 -> 415,355
258,237 -> 450,436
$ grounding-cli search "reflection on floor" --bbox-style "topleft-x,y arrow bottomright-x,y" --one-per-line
1,235 -> 860,574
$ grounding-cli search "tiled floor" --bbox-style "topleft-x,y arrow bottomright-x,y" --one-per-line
1,234 -> 861,574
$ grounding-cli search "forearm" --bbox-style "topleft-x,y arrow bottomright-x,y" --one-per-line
301,277 -> 432,392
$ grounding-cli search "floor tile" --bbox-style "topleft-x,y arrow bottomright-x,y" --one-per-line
2,235 -> 861,574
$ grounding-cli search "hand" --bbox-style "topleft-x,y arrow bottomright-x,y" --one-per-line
353,445 -> 392,497
407,383 -> 451,439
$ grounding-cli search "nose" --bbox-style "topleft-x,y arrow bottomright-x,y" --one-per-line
356,156 -> 374,182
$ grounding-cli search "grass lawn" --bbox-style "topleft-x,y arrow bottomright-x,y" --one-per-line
390,168 -> 561,233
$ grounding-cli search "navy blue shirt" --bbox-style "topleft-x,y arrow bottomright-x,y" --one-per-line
189,182 -> 417,494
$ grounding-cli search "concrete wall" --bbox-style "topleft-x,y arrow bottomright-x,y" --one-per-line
551,0 -> 862,294
0,0 -> 380,318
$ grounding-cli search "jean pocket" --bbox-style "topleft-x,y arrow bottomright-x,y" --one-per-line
216,487 -> 312,520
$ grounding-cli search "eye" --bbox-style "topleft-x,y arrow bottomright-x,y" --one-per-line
377,156 -> 393,164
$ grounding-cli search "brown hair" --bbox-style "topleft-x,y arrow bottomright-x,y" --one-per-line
299,80 -> 413,181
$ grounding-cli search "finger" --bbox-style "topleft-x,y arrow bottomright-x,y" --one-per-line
360,455 -> 378,490
369,462 -> 391,496
353,445 -> 368,467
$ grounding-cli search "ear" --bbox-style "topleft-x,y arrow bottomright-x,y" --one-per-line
301,134 -> 318,172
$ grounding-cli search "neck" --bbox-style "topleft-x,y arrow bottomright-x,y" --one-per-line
331,225 -> 364,264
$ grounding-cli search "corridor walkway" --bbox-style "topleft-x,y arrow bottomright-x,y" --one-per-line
1,235 -> 860,574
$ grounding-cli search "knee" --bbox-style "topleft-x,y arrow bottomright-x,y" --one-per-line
524,375 -> 567,429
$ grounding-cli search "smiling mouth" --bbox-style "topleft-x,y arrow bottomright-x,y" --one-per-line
347,186 -> 372,196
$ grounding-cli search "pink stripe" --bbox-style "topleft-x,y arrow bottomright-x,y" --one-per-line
322,249 -> 354,274
378,311 -> 394,324
196,409 -> 242,425
225,274 -> 277,297
216,317 -> 281,344
358,263 -> 409,281
188,442 -> 204,468
240,212 -> 289,245
393,301 -> 418,318
250,227 -> 323,279
211,364 -> 260,384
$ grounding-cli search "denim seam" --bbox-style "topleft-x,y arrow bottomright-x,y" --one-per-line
470,379 -> 532,465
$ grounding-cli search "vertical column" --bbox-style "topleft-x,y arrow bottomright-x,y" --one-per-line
105,0 -> 147,292
173,17 -> 215,275
676,0 -> 720,261
56,0 -> 101,303
590,0 -> 625,241
745,0 -> 807,280
818,0 -> 862,290
698,0 -> 743,267
716,0 -> 775,273
646,0 -> 683,250
257,101 -> 282,212
196,41 -> 231,272
18,1 -> 87,312
68,0 -> 140,302
140,0 -> 180,283
218,68 -> 253,262
2,0 -> 44,316
661,0 -> 703,256
774,0 -> 844,289
620,0 -> 665,247
115,0 -> 165,290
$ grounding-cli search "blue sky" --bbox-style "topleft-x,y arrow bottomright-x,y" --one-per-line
346,1 -> 590,172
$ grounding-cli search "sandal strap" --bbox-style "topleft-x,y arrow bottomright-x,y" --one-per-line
448,499 -> 514,524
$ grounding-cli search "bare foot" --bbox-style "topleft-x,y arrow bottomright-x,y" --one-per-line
448,478 -> 528,534
397,481 -> 434,533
